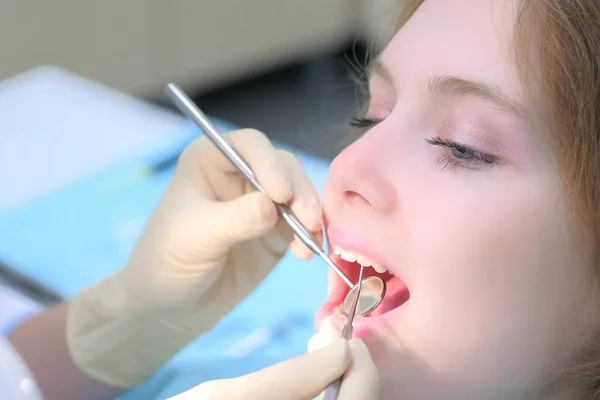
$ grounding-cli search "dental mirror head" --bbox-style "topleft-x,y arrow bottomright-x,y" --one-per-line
342,276 -> 386,316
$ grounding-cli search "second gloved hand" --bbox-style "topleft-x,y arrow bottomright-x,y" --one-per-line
66,129 -> 323,387
168,338 -> 379,400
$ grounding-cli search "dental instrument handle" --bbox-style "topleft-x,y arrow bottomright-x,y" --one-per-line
320,322 -> 352,400
166,83 -> 262,190
165,83 -> 355,290
322,265 -> 364,400
280,209 -> 354,288
320,323 -> 352,400
318,251 -> 354,288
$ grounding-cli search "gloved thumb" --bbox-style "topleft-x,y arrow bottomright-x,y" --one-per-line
203,192 -> 284,253
168,339 -> 351,400
338,339 -> 380,399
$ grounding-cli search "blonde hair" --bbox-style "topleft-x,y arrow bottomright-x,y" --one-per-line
374,0 -> 600,397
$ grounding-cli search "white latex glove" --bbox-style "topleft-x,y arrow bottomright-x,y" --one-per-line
66,129 -> 323,387
307,314 -> 380,399
168,338 -> 379,400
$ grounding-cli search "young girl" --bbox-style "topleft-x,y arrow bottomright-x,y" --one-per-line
309,0 -> 600,398
9,0 -> 600,399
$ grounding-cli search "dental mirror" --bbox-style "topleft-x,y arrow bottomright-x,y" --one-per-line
342,276 -> 386,316
320,255 -> 386,316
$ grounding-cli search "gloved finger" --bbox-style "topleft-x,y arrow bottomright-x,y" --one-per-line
338,339 -> 380,400
307,315 -> 347,398
289,234 -> 320,260
277,150 -> 323,260
288,228 -> 323,260
308,314 -> 346,353
228,338 -> 350,400
201,192 -> 283,255
170,339 -> 351,400
277,150 -> 323,230
198,129 -> 294,204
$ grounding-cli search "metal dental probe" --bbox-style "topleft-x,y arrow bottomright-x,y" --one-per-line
164,83 -> 386,316
322,264 -> 365,400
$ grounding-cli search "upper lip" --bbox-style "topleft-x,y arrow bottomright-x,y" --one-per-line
326,224 -> 397,275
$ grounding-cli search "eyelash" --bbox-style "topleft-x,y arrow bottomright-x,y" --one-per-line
349,116 -> 381,129
425,136 -> 498,171
348,116 -> 500,171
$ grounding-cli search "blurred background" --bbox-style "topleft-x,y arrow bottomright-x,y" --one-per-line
1,0 -> 399,158
0,1 -> 400,398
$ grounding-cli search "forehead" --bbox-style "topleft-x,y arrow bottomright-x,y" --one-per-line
380,0 -> 521,99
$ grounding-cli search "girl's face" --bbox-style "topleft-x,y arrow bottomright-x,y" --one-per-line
316,0 -> 596,398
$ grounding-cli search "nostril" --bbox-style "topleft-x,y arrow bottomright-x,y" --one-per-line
342,180 -> 397,212
329,147 -> 397,213
343,190 -> 370,206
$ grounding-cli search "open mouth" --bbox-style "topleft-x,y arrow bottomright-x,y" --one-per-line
315,243 -> 410,331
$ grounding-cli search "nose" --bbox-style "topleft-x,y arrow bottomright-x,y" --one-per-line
328,134 -> 397,214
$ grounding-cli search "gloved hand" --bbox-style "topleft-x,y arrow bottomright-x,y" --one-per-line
168,338 -> 379,400
66,129 -> 323,388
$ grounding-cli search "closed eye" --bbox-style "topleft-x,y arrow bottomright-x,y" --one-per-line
349,116 -> 381,129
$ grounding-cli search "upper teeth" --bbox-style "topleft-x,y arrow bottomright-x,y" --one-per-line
332,245 -> 390,274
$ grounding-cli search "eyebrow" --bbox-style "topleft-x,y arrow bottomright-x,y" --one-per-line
370,59 -> 529,120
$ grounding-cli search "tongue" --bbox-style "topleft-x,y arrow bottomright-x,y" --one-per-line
368,275 -> 410,316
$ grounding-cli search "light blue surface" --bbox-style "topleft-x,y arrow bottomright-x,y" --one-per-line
0,119 -> 332,399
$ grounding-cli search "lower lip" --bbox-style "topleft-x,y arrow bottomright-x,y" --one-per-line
315,299 -> 403,339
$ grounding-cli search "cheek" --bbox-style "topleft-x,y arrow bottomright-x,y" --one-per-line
322,179 -> 346,225
397,175 -> 591,383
